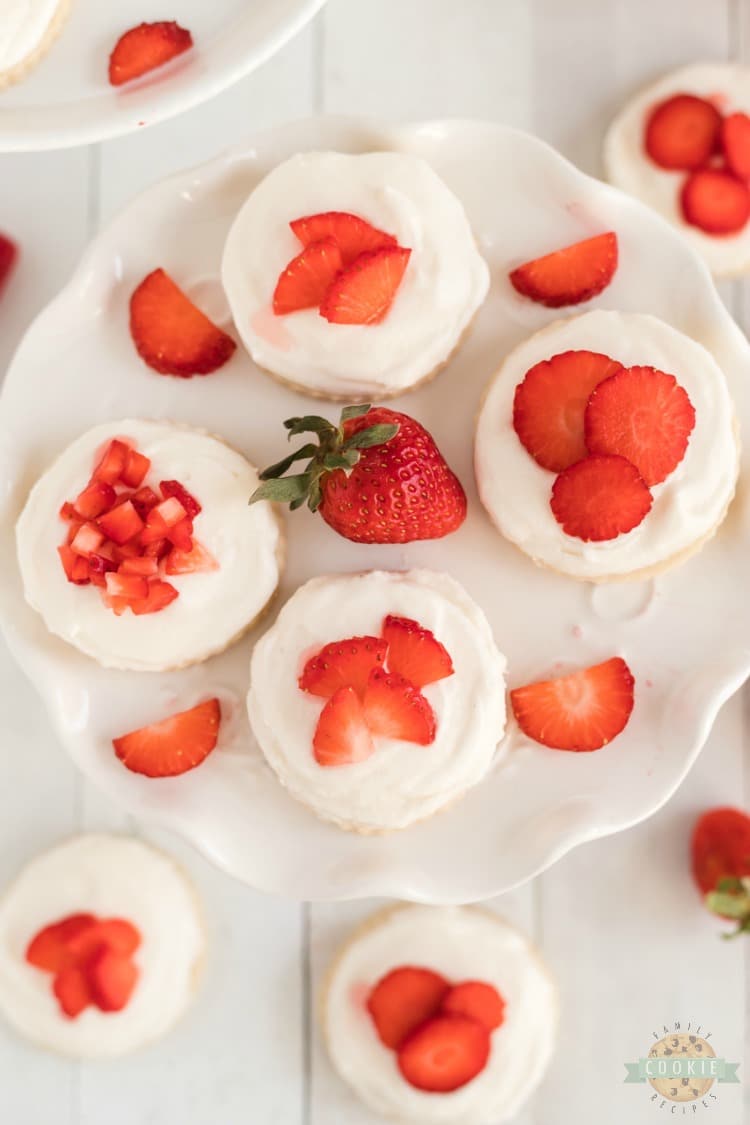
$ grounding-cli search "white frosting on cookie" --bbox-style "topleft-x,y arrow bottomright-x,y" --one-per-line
0,0 -> 63,73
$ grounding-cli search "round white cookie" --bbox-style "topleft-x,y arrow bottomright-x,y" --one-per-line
0,0 -> 71,89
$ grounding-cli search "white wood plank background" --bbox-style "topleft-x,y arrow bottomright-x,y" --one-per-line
0,2 -> 747,1122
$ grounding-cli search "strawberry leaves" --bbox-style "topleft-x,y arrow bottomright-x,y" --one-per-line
705,877 -> 750,939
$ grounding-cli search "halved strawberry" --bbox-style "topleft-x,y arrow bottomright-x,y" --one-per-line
273,238 -> 344,315
130,268 -> 236,377
367,966 -> 449,1050
644,93 -> 722,170
93,439 -> 130,486
721,113 -> 750,181
680,168 -> 750,235
130,579 -> 179,615
398,1015 -> 490,1093
113,697 -> 221,777
362,669 -> 436,745
320,246 -> 411,325
26,914 -> 97,972
88,948 -> 139,1012
312,686 -> 374,767
121,449 -> 151,488
108,21 -> 193,87
0,233 -> 18,297
381,616 -> 454,687
550,454 -> 652,542
509,232 -> 618,308
159,480 -> 201,519
513,350 -> 624,472
98,500 -> 144,545
585,366 -> 695,486
164,541 -> 218,575
53,966 -> 93,1019
440,981 -> 506,1031
75,480 -> 117,520
510,656 -> 635,752
299,636 -> 387,699
290,212 -> 397,266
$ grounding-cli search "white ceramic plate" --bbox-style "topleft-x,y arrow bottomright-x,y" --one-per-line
1,117 -> 748,903
0,0 -> 325,151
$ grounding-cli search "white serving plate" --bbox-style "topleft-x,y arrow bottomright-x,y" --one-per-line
1,117 -> 748,903
0,0 -> 325,151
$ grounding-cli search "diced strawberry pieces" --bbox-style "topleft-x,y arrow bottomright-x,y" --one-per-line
153,496 -> 187,528
440,981 -> 506,1031
167,517 -> 193,551
93,439 -> 130,485
691,807 -> 750,896
70,522 -> 105,558
113,697 -> 221,777
118,556 -> 160,577
0,233 -> 18,297
398,1015 -> 490,1093
299,636 -> 387,699
88,948 -> 139,1012
103,594 -> 130,616
130,579 -> 179,615
109,21 -> 193,87
550,454 -> 653,542
644,93 -> 722,170
88,554 -> 116,587
131,486 -> 160,516
164,541 -> 218,575
98,500 -> 144,545
75,480 -> 117,520
112,541 -> 140,561
159,479 -> 201,518
140,508 -> 170,544
312,686 -> 375,767
680,168 -> 750,235
121,449 -> 151,488
320,246 -> 411,325
367,967 -> 449,1049
513,350 -> 624,472
381,616 -> 454,687
509,232 -> 618,308
58,544 -> 76,582
362,669 -> 436,745
273,237 -> 344,315
510,656 -> 635,752
721,113 -> 750,181
59,501 -> 77,522
584,365 -> 696,486
290,212 -> 397,266
105,572 -> 149,600
143,537 -> 171,560
71,556 -> 91,585
53,966 -> 93,1019
129,268 -> 236,377
25,914 -> 97,972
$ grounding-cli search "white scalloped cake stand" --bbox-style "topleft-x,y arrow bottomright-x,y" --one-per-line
1,117 -> 748,902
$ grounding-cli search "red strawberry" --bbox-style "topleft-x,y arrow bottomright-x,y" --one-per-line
721,113 -> 750,181
105,572 -> 149,601
680,168 -> 750,235
290,211 -> 397,266
440,981 -> 506,1031
75,480 -> 117,520
70,522 -> 105,558
118,556 -> 160,577
130,578 -> 179,615
312,686 -> 375,767
398,1015 -> 490,1093
550,454 -> 652,542
159,480 -> 201,519
320,246 -> 411,324
644,93 -> 722,170
108,21 -> 193,86
88,948 -> 139,1012
26,914 -> 97,972
513,350 -> 624,472
299,636 -> 387,699
112,697 -> 221,777
381,616 -> 454,687
97,500 -> 144,545
362,669 -> 436,745
0,233 -> 18,296
510,656 -> 635,752
691,808 -> 750,895
367,966 -> 449,1050
67,918 -> 142,963
509,232 -> 618,308
584,366 -> 695,486
53,967 -> 93,1019
130,268 -> 236,377
121,449 -> 151,489
164,541 -> 218,576
273,238 -> 344,315
252,405 -> 466,544
93,439 -> 129,485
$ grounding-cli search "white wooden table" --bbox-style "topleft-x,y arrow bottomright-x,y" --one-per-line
0,3 -> 747,1122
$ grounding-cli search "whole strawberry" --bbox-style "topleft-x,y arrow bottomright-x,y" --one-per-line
251,405 -> 467,544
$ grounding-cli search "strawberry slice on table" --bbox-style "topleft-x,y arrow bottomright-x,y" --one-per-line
273,237 -> 344,315
113,697 -> 221,778
299,636 -> 387,699
87,948 -> 139,1012
509,232 -> 618,308
26,914 -> 97,972
53,967 -> 93,1019
550,454 -> 653,542
398,1015 -> 491,1093
312,686 -> 375,767
320,245 -> 411,325
584,366 -> 695,486
362,669 -> 436,745
721,112 -> 750,181
513,350 -> 624,472
130,268 -> 236,377
510,656 -> 635,753
108,21 -> 193,87
680,168 -> 750,235
0,233 -> 18,297
644,93 -> 722,170
290,211 -> 397,266
367,966 -> 449,1050
440,981 -> 506,1031
381,616 -> 454,687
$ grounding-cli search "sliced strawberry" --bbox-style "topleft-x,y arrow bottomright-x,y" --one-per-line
312,686 -> 375,767
105,572 -> 149,601
550,454 -> 652,542
513,350 -> 624,472
118,556 -> 160,577
53,966 -> 93,1019
93,439 -> 130,486
691,807 -> 750,896
367,967 -> 449,1050
680,168 -> 750,235
88,948 -> 139,1012
121,449 -> 151,488
362,669 -> 436,745
320,246 -> 411,325
25,914 -> 97,972
159,479 -> 201,519
67,918 -> 142,963
644,93 -> 722,170
113,697 -> 221,777
381,616 -> 454,687
70,522 -> 105,558
74,480 -> 117,520
130,268 -> 236,377
721,113 -> 750,181
108,21 -> 193,87
510,656 -> 635,752
130,579 -> 179,616
0,233 -> 18,297
398,1015 -> 490,1093
585,366 -> 695,486
509,232 -> 618,308
164,541 -> 218,575
290,212 -> 397,266
273,237 -> 343,315
299,636 -> 387,699
98,500 -> 144,545
440,981 -> 506,1031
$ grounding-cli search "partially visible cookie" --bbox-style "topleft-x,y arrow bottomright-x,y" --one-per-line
0,0 -> 72,90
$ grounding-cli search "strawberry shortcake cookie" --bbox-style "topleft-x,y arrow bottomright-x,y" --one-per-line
606,63 -> 750,277
322,904 -> 558,1123
0,0 -> 72,89
16,419 -> 283,671
221,151 -> 490,400
0,835 -> 204,1058
247,570 -> 507,833
475,310 -> 738,583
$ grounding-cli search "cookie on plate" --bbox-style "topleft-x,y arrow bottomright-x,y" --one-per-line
0,0 -> 72,89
